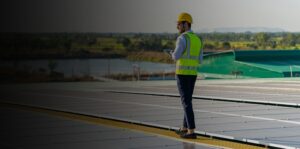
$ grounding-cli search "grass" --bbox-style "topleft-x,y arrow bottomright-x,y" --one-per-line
104,71 -> 175,81
127,51 -> 173,63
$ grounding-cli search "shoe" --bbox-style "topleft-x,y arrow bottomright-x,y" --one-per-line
180,133 -> 197,139
175,128 -> 188,135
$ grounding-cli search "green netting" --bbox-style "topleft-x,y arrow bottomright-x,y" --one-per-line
198,50 -> 300,78
235,50 -> 300,61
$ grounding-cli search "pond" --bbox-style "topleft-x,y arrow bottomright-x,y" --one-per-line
1,59 -> 176,77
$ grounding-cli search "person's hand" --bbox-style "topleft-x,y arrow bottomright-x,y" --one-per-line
163,49 -> 173,56
169,50 -> 174,56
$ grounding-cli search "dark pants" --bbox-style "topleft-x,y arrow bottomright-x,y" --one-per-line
176,75 -> 197,129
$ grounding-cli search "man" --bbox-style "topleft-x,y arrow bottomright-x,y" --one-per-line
171,12 -> 203,139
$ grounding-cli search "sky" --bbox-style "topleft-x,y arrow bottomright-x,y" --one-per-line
1,0 -> 300,33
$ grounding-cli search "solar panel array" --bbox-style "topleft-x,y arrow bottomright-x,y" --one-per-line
1,79 -> 300,148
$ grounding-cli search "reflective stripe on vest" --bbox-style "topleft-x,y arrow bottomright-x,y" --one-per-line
176,65 -> 198,71
176,32 -> 202,75
179,55 -> 199,60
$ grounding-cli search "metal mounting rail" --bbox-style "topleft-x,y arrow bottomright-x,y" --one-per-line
1,101 -> 296,149
105,90 -> 300,108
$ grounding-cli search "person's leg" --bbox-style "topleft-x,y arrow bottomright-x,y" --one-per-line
183,116 -> 188,129
177,75 -> 195,131
185,108 -> 195,134
186,75 -> 197,134
189,75 -> 197,96
177,75 -> 197,139
177,75 -> 188,130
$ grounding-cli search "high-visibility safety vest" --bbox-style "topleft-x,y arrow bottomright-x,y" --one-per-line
176,32 -> 202,75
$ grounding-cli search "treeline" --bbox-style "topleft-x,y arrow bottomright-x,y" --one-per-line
1,32 -> 300,60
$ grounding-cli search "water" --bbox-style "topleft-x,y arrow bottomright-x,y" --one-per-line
1,59 -> 175,77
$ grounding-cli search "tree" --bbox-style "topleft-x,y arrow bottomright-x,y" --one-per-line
118,37 -> 131,47
281,33 -> 296,47
163,40 -> 174,49
222,42 -> 231,50
136,35 -> 163,51
269,40 -> 277,49
204,43 -> 215,49
254,32 -> 270,48
247,43 -> 258,49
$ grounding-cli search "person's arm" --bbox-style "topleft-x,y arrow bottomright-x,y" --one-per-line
199,48 -> 203,64
172,35 -> 186,61
199,38 -> 204,64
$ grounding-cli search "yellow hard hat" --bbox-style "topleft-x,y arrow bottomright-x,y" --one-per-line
177,12 -> 193,24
